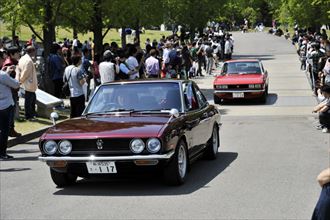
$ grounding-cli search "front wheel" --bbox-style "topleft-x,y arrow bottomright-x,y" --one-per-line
214,94 -> 222,104
50,168 -> 77,187
204,125 -> 220,159
163,140 -> 188,186
260,86 -> 268,103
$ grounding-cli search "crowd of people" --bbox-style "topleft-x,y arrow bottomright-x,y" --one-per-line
292,27 -> 330,219
0,27 -> 234,160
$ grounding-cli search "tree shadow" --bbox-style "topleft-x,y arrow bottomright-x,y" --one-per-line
7,149 -> 40,154
0,168 -> 31,172
221,93 -> 278,106
53,152 -> 238,196
233,54 -> 275,61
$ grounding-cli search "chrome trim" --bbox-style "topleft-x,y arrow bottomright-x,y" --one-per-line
214,89 -> 265,93
38,150 -> 175,162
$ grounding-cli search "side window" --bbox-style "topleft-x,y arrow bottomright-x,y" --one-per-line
194,84 -> 208,108
183,83 -> 199,111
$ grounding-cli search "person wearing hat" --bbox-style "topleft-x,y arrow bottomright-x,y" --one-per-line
99,50 -> 118,84
2,46 -> 21,137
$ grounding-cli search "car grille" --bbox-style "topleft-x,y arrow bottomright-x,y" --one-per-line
70,139 -> 132,156
228,84 -> 249,89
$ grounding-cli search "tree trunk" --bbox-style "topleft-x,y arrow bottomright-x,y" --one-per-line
189,26 -> 195,42
42,0 -> 56,94
135,18 -> 140,46
121,26 -> 126,49
73,27 -> 78,39
93,0 -> 103,59
11,16 -> 16,44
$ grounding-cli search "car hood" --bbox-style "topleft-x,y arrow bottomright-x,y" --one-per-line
214,74 -> 264,85
42,115 -> 170,140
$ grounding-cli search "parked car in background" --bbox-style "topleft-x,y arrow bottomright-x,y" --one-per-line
39,80 -> 221,187
213,59 -> 269,103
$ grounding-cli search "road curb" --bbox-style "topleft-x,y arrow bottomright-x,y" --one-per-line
8,127 -> 50,148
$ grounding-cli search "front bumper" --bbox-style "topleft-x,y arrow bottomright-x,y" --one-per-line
38,150 -> 175,162
214,89 -> 265,99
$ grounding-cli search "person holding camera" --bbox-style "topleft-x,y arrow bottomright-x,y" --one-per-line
2,46 -> 21,137
0,50 -> 20,160
63,55 -> 86,118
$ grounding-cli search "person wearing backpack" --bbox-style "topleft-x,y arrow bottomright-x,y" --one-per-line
63,55 -> 86,118
205,42 -> 214,75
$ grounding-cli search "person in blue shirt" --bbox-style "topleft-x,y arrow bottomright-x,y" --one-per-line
81,47 -> 91,100
49,43 -> 65,98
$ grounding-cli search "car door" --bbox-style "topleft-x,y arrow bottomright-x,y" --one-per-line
193,83 -> 213,145
183,82 -> 203,156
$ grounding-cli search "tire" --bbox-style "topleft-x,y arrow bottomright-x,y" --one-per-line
204,125 -> 220,160
163,140 -> 188,186
260,86 -> 268,103
214,94 -> 222,104
50,168 -> 77,187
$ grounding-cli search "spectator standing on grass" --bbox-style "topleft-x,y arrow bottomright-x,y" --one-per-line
99,50 -> 118,84
126,46 -> 143,80
17,46 -> 37,121
49,43 -> 65,98
81,47 -> 92,100
2,46 -> 21,137
0,50 -> 20,160
63,55 -> 86,118
145,49 -> 160,78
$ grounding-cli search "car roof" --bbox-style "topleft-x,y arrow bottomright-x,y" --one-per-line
225,59 -> 260,63
102,79 -> 191,86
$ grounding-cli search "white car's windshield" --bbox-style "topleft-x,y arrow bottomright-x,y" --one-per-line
222,62 -> 262,74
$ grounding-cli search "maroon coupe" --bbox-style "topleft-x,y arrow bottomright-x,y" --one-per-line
39,80 -> 221,187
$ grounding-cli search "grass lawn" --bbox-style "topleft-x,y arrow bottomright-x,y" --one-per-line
14,109 -> 69,135
0,22 -> 172,46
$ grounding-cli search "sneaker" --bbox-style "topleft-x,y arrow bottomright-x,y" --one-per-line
9,129 -> 22,137
322,128 -> 329,133
27,117 -> 37,122
316,124 -> 324,130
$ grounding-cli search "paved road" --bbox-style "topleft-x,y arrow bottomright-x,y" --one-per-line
1,32 -> 329,220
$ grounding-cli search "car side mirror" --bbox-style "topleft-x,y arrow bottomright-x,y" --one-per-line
50,111 -> 59,125
170,108 -> 179,118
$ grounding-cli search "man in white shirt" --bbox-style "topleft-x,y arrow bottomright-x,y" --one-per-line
126,47 -> 142,80
99,50 -> 118,84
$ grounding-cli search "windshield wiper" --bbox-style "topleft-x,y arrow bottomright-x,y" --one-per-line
84,109 -> 135,116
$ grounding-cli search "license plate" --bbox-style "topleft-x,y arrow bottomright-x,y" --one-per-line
86,161 -> 117,174
233,92 -> 244,98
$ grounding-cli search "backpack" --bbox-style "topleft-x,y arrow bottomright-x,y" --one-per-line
168,50 -> 179,66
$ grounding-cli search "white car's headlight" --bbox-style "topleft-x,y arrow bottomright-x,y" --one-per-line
130,138 -> 145,154
146,138 -> 161,153
58,140 -> 72,155
43,140 -> 58,155
254,84 -> 262,89
217,85 -> 228,89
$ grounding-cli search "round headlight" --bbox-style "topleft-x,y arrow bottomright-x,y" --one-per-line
146,138 -> 161,153
43,140 -> 58,155
130,139 -> 145,154
58,140 -> 72,155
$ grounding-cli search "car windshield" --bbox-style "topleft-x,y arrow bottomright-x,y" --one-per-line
222,62 -> 262,74
85,82 -> 182,114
